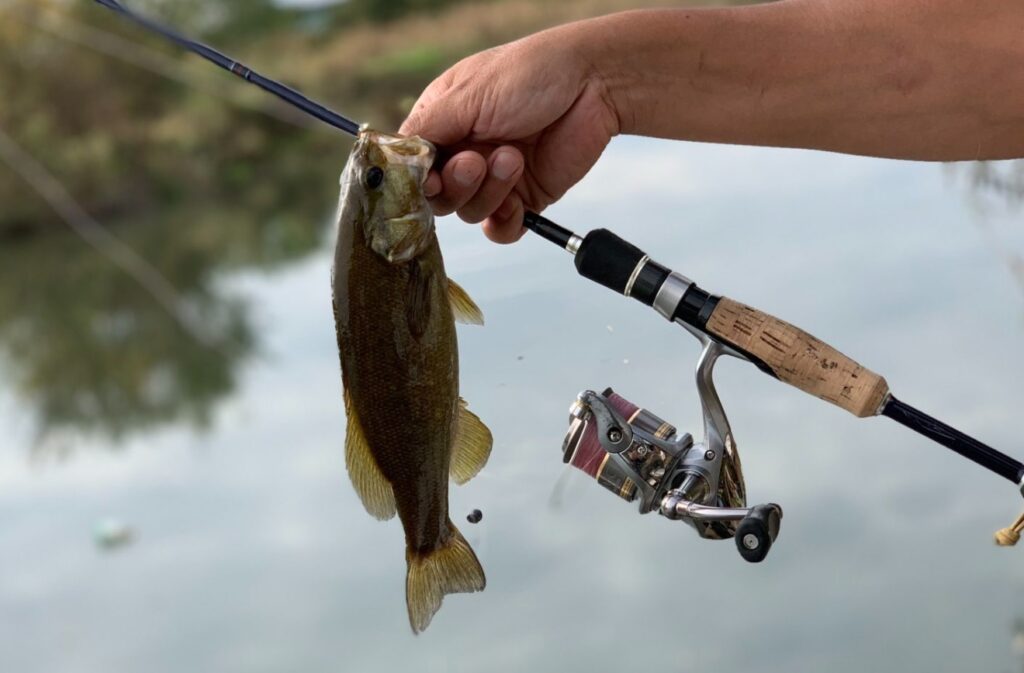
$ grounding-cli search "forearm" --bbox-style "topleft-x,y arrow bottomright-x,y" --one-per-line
577,0 -> 1024,161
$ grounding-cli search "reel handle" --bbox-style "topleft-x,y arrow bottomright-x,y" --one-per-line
552,222 -> 890,418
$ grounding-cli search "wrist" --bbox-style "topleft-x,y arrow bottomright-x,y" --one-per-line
568,8 -> 772,140
563,12 -> 641,136
569,9 -> 697,137
534,14 -> 637,137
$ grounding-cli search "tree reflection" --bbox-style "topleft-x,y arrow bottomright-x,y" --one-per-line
961,161 -> 1024,207
0,1 -> 363,454
947,160 -> 1024,303
0,2 -> 354,451
0,191 -> 340,453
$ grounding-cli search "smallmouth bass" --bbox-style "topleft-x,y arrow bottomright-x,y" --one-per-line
331,129 -> 492,633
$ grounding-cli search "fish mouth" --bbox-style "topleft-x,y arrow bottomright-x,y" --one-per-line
360,129 -> 436,182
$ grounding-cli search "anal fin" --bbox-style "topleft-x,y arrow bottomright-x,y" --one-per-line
344,389 -> 396,520
448,279 -> 484,326
450,399 -> 493,485
406,520 -> 486,634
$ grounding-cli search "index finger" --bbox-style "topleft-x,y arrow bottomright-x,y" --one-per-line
399,87 -> 477,147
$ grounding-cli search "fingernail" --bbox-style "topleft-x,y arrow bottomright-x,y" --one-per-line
453,159 -> 481,187
491,152 -> 520,181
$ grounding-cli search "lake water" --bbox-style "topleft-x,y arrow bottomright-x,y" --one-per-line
3,137 -> 1024,673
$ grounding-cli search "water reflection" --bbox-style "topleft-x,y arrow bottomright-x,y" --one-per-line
961,161 -> 1024,206
948,160 -> 1024,302
0,192 -> 344,450
0,1 -> 358,448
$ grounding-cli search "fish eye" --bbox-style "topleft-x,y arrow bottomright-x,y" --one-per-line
365,166 -> 385,190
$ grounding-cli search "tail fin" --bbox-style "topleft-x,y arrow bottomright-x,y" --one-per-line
405,520 -> 485,634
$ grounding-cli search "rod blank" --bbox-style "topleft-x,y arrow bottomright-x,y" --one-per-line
883,396 -> 1024,484
92,0 -> 361,136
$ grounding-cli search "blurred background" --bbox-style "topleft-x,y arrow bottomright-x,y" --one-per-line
2,1 -> 1024,672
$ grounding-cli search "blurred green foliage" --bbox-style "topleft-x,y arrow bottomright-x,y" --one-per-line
132,0 -> 297,38
0,0 -> 352,448
0,0 -> 347,236
0,224 -> 252,445
330,0 -> 478,27
361,45 -> 447,79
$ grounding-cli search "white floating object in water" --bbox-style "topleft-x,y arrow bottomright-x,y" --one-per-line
93,519 -> 136,551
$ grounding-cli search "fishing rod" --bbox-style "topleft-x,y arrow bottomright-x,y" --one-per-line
94,0 -> 1024,558
90,0 -> 359,135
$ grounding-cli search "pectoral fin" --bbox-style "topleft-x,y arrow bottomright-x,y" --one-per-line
344,389 -> 396,520
447,279 -> 484,326
450,399 -> 493,485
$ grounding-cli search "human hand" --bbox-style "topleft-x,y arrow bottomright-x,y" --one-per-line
399,22 -> 621,243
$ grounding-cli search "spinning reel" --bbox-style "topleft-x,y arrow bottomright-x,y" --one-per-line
561,341 -> 782,562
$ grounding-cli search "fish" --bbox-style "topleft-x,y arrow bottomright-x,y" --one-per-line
331,129 -> 493,633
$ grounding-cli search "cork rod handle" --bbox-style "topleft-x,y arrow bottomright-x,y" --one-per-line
705,298 -> 890,418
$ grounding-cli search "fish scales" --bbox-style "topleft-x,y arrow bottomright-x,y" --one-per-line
338,226 -> 456,549
332,130 -> 491,633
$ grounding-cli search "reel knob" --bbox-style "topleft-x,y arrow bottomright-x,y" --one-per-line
735,504 -> 783,563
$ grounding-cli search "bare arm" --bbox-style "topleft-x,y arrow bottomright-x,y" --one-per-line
595,0 -> 1024,160
401,0 -> 1024,242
